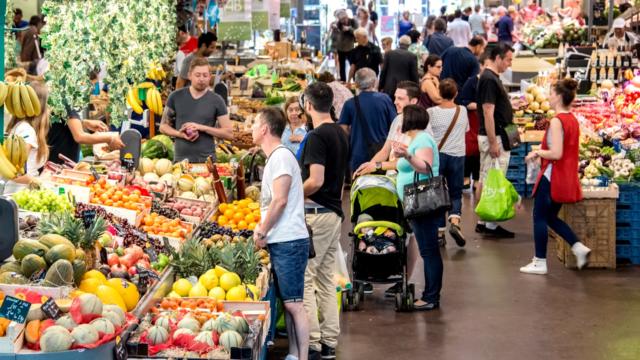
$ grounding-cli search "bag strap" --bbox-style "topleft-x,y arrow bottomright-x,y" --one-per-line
412,160 -> 434,185
438,105 -> 461,150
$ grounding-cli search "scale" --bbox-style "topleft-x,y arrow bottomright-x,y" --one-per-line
0,195 -> 19,262
120,129 -> 142,172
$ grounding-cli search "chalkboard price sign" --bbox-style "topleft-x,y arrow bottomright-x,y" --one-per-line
41,297 -> 62,320
0,295 -> 31,324
114,335 -> 128,360
82,209 -> 96,228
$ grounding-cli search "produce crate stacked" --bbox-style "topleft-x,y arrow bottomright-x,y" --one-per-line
506,145 -> 528,196
615,182 -> 640,265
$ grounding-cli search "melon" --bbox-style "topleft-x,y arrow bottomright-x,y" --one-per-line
21,254 -> 47,278
147,325 -> 169,345
173,328 -> 194,339
103,305 -> 126,323
178,317 -> 200,332
219,330 -> 243,352
139,157 -> 154,174
76,293 -> 103,317
12,239 -> 49,261
154,315 -> 171,330
102,310 -> 125,327
27,304 -> 45,322
160,173 -> 176,186
40,327 -> 73,352
71,324 -> 99,345
180,191 -> 197,199
234,316 -> 249,333
42,325 -> 69,336
178,175 -> 195,191
72,259 -> 87,286
143,172 -> 160,183
90,317 -> 115,335
43,260 -> 74,287
0,272 -> 28,284
44,244 -> 76,265
245,186 -> 260,202
155,158 -> 172,176
95,285 -> 127,312
202,318 -> 217,332
195,331 -> 216,347
38,234 -> 74,249
0,261 -> 22,274
194,177 -> 212,195
106,278 -> 140,311
214,314 -> 239,333
55,315 -> 78,331
25,320 -> 41,344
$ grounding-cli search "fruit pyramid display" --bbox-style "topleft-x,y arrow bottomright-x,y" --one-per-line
215,199 -> 261,231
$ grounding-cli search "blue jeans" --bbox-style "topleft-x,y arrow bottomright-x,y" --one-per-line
533,177 -> 578,259
268,238 -> 310,302
438,153 -> 465,227
410,215 -> 443,303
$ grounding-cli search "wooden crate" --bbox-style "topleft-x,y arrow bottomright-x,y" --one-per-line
555,197 -> 616,269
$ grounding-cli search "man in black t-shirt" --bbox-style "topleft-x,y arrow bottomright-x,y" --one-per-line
348,27 -> 383,82
299,83 -> 349,360
476,42 -> 516,238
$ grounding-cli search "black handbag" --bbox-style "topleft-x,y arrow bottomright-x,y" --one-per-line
500,123 -> 522,151
402,161 -> 451,219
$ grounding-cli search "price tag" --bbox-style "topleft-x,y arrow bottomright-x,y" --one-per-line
100,247 -> 108,265
122,156 -> 135,172
90,166 -> 101,182
82,209 -> 96,229
114,335 -> 128,360
162,237 -> 171,250
136,266 -> 160,281
41,297 -> 62,320
144,243 -> 158,263
0,295 -> 31,324
239,78 -> 249,91
29,269 -> 46,282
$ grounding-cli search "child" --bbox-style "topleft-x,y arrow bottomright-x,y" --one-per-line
356,214 -> 398,254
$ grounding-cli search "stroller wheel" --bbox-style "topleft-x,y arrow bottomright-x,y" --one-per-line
395,288 -> 415,312
343,289 -> 360,312
355,283 -> 365,310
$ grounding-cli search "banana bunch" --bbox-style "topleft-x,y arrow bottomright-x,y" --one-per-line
145,87 -> 164,115
126,85 -> 144,114
0,135 -> 28,180
4,82 -> 41,118
146,61 -> 166,81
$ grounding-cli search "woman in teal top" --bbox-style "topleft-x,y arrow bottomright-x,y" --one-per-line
392,104 -> 442,311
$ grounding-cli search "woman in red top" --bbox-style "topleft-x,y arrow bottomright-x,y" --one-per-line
520,79 -> 591,275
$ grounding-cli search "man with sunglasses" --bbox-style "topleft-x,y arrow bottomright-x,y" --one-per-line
299,83 -> 349,360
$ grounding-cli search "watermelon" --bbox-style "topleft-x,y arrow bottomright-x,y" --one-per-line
151,135 -> 174,159
141,139 -> 168,159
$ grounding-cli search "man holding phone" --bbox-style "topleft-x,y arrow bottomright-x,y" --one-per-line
160,57 -> 234,162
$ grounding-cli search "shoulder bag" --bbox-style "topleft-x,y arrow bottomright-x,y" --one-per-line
403,160 -> 451,219
437,106 -> 461,150
354,95 -> 385,159
500,123 -> 521,150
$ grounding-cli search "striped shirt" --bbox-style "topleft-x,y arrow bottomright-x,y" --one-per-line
427,105 -> 469,157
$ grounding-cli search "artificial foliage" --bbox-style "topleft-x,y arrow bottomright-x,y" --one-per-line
41,0 -> 176,125
4,0 -> 16,70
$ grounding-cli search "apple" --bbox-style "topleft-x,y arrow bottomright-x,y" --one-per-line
128,266 -> 137,276
111,264 -> 127,273
107,253 -> 120,267
98,232 -> 114,248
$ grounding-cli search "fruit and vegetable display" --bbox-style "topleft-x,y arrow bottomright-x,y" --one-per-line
0,134 -> 29,179
521,19 -> 587,50
12,189 -> 73,213
579,140 -> 640,183
89,177 -> 152,211
213,199 -> 261,232
141,213 -> 194,240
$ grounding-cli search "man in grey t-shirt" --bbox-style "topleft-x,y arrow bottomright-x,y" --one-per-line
160,57 -> 233,163
176,32 -> 217,89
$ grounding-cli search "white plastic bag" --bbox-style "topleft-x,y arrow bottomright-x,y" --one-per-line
526,159 -> 540,184
334,242 -> 351,291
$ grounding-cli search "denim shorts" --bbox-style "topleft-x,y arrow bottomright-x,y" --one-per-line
268,238 -> 310,303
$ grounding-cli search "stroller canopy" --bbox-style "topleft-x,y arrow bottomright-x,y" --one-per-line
350,175 -> 403,225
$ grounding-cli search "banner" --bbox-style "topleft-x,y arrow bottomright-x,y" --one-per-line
218,0 -> 252,41
252,0 -> 268,31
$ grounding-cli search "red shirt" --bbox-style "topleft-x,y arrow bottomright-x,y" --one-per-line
532,113 -> 583,203
180,36 -> 198,55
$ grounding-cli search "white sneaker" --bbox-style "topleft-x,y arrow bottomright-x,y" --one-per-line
571,242 -> 591,270
520,257 -> 548,275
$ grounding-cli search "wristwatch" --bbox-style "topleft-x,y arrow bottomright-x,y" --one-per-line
255,232 -> 266,240
375,162 -> 382,170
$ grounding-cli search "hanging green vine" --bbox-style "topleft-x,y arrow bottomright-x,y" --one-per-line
4,0 -> 16,70
41,0 -> 176,125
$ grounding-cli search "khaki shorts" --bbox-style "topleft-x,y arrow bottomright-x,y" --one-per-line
478,135 -> 511,183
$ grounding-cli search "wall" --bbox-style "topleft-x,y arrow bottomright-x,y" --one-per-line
12,0 -> 38,18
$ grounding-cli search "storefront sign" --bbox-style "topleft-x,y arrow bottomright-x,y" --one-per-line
219,0 -> 253,41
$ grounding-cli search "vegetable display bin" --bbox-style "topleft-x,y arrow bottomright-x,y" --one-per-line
554,185 -> 618,269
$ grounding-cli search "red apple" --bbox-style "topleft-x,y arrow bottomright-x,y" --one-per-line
128,266 -> 137,276
107,253 -> 120,267
111,264 -> 127,273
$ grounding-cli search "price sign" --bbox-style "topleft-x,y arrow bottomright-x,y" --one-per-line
41,297 -> 62,320
136,266 -> 160,281
122,153 -> 135,172
90,166 -> 101,182
82,209 -> 96,228
100,247 -> 108,265
114,335 -> 128,360
0,295 -> 31,324
144,243 -> 158,263
29,269 -> 46,282
240,78 -> 249,91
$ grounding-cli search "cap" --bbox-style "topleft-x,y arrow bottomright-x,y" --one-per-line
357,214 -> 374,224
613,18 -> 626,29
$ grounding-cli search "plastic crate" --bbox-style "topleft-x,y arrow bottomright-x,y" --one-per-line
508,156 -> 525,166
507,168 -> 526,180
616,225 -> 640,244
510,145 -> 527,156
616,209 -> 640,223
616,245 -> 640,264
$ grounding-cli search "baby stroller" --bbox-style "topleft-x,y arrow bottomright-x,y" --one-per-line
343,175 -> 415,312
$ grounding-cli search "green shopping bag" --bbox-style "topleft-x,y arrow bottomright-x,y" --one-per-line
475,162 -> 521,222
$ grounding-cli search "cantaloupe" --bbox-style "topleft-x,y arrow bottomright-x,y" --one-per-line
195,331 -> 216,347
172,328 -> 194,340
139,158 -> 154,174
103,305 -> 126,323
219,330 -> 243,352
25,320 -> 41,344
177,317 -> 200,332
155,158 -> 172,176
55,315 -> 77,331
214,313 -> 239,333
202,318 -> 217,332
76,293 -> 103,317
234,316 -> 249,333
40,327 -> 73,352
102,310 -> 125,327
178,175 -> 195,191
71,324 -> 99,345
90,318 -> 115,335
147,325 -> 169,345
154,315 -> 171,330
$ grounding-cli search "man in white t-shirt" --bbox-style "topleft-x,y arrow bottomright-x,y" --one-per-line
447,9 -> 473,47
252,107 -> 310,360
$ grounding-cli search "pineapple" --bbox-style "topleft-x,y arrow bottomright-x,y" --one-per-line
172,237 -> 213,278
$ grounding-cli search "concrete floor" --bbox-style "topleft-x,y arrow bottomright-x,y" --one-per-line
269,195 -> 640,360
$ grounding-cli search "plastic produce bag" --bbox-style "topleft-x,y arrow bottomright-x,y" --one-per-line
526,159 -> 540,184
475,162 -> 521,222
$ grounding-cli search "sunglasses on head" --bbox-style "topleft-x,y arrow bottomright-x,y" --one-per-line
298,93 -> 306,110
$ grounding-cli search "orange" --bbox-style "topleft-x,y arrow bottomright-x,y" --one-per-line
233,212 -> 244,223
243,208 -> 252,215
223,209 -> 234,218
104,199 -> 114,206
245,214 -> 255,223
218,216 -> 229,226
219,203 -> 228,213
237,221 -> 248,230
248,222 -> 257,230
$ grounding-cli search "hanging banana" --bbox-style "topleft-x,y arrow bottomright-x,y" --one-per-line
0,147 -> 18,180
19,84 -> 36,117
11,83 -> 25,118
25,84 -> 41,116
127,86 -> 143,114
0,82 -> 8,106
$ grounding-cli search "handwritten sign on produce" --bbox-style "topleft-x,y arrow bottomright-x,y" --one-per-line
0,295 -> 31,324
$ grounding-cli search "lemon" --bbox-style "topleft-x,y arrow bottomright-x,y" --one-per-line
83,270 -> 107,283
199,272 -> 219,290
167,291 -> 182,298
219,272 -> 241,291
246,284 -> 260,300
208,287 -> 226,300
172,278 -> 193,297
226,285 -> 247,301
189,283 -> 208,297
214,265 -> 229,278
